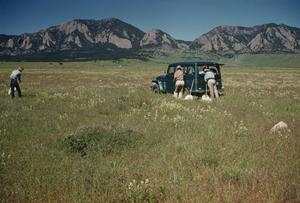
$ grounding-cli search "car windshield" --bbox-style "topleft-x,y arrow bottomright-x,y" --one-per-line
184,66 -> 194,74
168,65 -> 195,75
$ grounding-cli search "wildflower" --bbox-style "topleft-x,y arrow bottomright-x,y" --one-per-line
144,112 -> 151,119
173,114 -> 184,123
154,110 -> 158,121
128,182 -> 133,189
234,120 -> 249,136
223,110 -> 232,117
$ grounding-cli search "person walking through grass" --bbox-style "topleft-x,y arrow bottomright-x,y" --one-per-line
9,66 -> 24,98
173,65 -> 185,99
202,66 -> 219,99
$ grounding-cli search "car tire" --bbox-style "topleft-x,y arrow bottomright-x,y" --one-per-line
151,84 -> 160,93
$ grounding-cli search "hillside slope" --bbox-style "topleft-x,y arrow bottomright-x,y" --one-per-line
190,23 -> 300,53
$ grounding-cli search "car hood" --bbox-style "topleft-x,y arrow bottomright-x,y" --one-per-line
153,74 -> 166,82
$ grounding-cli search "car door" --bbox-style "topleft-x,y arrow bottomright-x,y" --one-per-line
184,66 -> 194,92
165,66 -> 176,93
197,65 -> 207,93
215,66 -> 223,90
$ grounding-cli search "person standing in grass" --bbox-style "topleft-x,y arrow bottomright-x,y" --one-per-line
202,66 -> 219,99
173,65 -> 185,99
9,67 -> 24,98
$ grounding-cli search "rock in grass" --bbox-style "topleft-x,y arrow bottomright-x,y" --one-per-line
201,94 -> 211,102
184,94 -> 193,100
270,121 -> 288,133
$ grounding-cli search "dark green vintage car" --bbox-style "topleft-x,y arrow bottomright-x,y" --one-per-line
151,61 -> 224,96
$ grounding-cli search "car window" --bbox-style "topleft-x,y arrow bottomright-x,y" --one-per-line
167,66 -> 176,74
197,65 -> 204,75
209,66 -> 219,75
184,66 -> 194,75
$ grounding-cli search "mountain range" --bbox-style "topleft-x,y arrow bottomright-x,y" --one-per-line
1,18 -> 300,60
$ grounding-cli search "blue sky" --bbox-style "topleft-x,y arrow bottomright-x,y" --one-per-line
0,0 -> 299,40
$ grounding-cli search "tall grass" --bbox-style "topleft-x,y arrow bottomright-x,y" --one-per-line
0,60 -> 299,202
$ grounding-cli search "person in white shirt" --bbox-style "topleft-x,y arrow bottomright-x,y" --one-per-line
9,67 -> 24,98
201,66 -> 219,99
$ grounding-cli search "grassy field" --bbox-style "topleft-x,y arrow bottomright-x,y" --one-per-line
220,53 -> 300,68
0,59 -> 300,202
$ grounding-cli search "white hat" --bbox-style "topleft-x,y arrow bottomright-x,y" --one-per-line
176,65 -> 182,70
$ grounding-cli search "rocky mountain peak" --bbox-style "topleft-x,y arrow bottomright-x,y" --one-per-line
190,23 -> 300,53
0,17 -> 146,55
59,19 -> 91,35
101,17 -> 123,25
140,29 -> 188,49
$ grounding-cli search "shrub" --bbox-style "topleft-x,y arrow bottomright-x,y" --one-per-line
62,127 -> 142,157
62,128 -> 100,157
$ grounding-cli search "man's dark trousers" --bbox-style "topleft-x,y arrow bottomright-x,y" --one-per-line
10,79 -> 21,98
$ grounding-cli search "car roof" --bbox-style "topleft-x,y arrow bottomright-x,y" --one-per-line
168,61 -> 224,67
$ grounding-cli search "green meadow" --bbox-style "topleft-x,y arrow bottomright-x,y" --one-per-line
0,56 -> 300,202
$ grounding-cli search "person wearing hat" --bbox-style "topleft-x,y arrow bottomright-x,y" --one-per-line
173,65 -> 185,98
202,66 -> 219,99
9,66 -> 24,98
